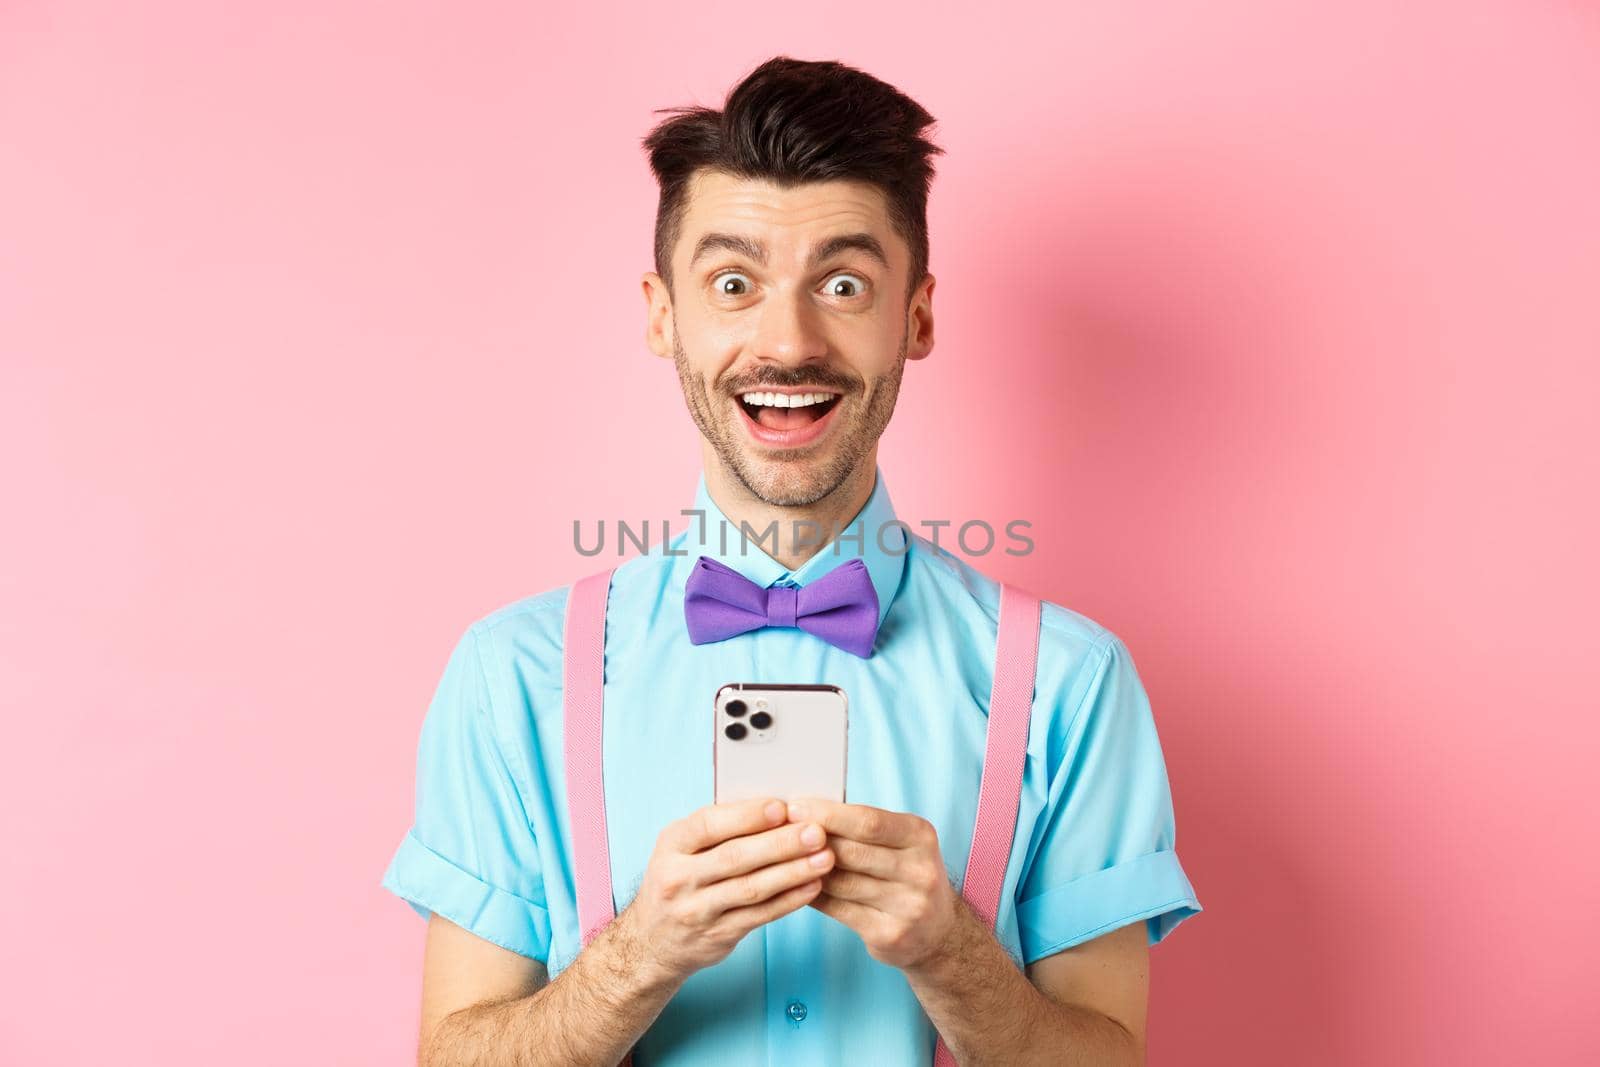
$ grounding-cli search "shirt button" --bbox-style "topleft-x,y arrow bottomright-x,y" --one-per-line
786,1000 -> 808,1023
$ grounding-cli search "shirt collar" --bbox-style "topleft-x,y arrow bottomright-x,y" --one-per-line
675,464 -> 907,630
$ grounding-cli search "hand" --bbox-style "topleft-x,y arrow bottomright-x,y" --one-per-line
785,797 -> 963,971
618,796 -> 836,985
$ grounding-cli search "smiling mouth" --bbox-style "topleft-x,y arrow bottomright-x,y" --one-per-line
736,390 -> 843,431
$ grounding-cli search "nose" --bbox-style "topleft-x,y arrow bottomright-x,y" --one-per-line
749,286 -> 828,367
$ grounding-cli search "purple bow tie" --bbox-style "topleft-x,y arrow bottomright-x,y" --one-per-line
683,554 -> 880,658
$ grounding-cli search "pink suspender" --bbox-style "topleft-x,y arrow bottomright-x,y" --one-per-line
563,568 -> 620,949
562,567 -> 635,1067
931,580 -> 1042,1067
562,567 -> 1042,1067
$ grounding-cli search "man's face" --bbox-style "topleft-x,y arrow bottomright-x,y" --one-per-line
643,169 -> 934,508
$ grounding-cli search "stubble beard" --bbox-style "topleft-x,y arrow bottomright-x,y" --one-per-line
671,329 -> 908,508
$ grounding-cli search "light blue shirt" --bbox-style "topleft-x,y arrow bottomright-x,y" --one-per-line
382,465 -> 1201,1065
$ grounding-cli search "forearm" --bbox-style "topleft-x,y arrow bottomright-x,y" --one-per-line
423,909 -> 680,1067
902,905 -> 1141,1067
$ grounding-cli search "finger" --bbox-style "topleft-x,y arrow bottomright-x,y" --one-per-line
788,798 -> 926,848
808,890 -> 878,931
706,848 -> 836,914
716,877 -> 824,938
819,867 -> 898,907
670,797 -> 787,853
827,835 -> 901,879
692,820 -> 828,886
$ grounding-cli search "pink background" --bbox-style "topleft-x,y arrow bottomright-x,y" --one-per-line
3,3 -> 1597,1064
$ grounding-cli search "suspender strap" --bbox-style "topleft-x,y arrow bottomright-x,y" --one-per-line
563,567 -> 633,1067
932,582 -> 1042,1067
564,567 -> 619,947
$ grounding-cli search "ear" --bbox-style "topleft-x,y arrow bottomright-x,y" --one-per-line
642,270 -> 674,359
906,272 -> 935,361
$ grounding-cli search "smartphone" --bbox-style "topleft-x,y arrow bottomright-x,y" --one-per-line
713,683 -> 849,806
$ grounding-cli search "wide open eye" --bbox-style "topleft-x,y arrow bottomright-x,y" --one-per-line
711,271 -> 753,297
823,273 -> 868,299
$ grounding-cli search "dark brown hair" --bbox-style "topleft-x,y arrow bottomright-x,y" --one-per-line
642,56 -> 944,304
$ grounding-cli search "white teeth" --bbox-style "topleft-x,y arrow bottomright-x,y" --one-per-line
740,391 -> 834,408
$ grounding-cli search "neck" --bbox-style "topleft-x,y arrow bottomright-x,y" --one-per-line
701,454 -> 878,572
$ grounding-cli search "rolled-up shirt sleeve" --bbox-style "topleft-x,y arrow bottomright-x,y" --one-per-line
381,623 -> 553,962
1015,634 -> 1202,964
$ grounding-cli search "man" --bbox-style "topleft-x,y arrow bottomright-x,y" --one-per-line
382,55 -> 1202,1066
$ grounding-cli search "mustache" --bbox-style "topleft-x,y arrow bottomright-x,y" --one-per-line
720,372 -> 859,394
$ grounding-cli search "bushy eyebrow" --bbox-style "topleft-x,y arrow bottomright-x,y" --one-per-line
688,231 -> 889,271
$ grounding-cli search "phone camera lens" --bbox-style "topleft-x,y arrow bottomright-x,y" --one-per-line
726,699 -> 747,717
724,722 -> 748,740
749,711 -> 772,730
